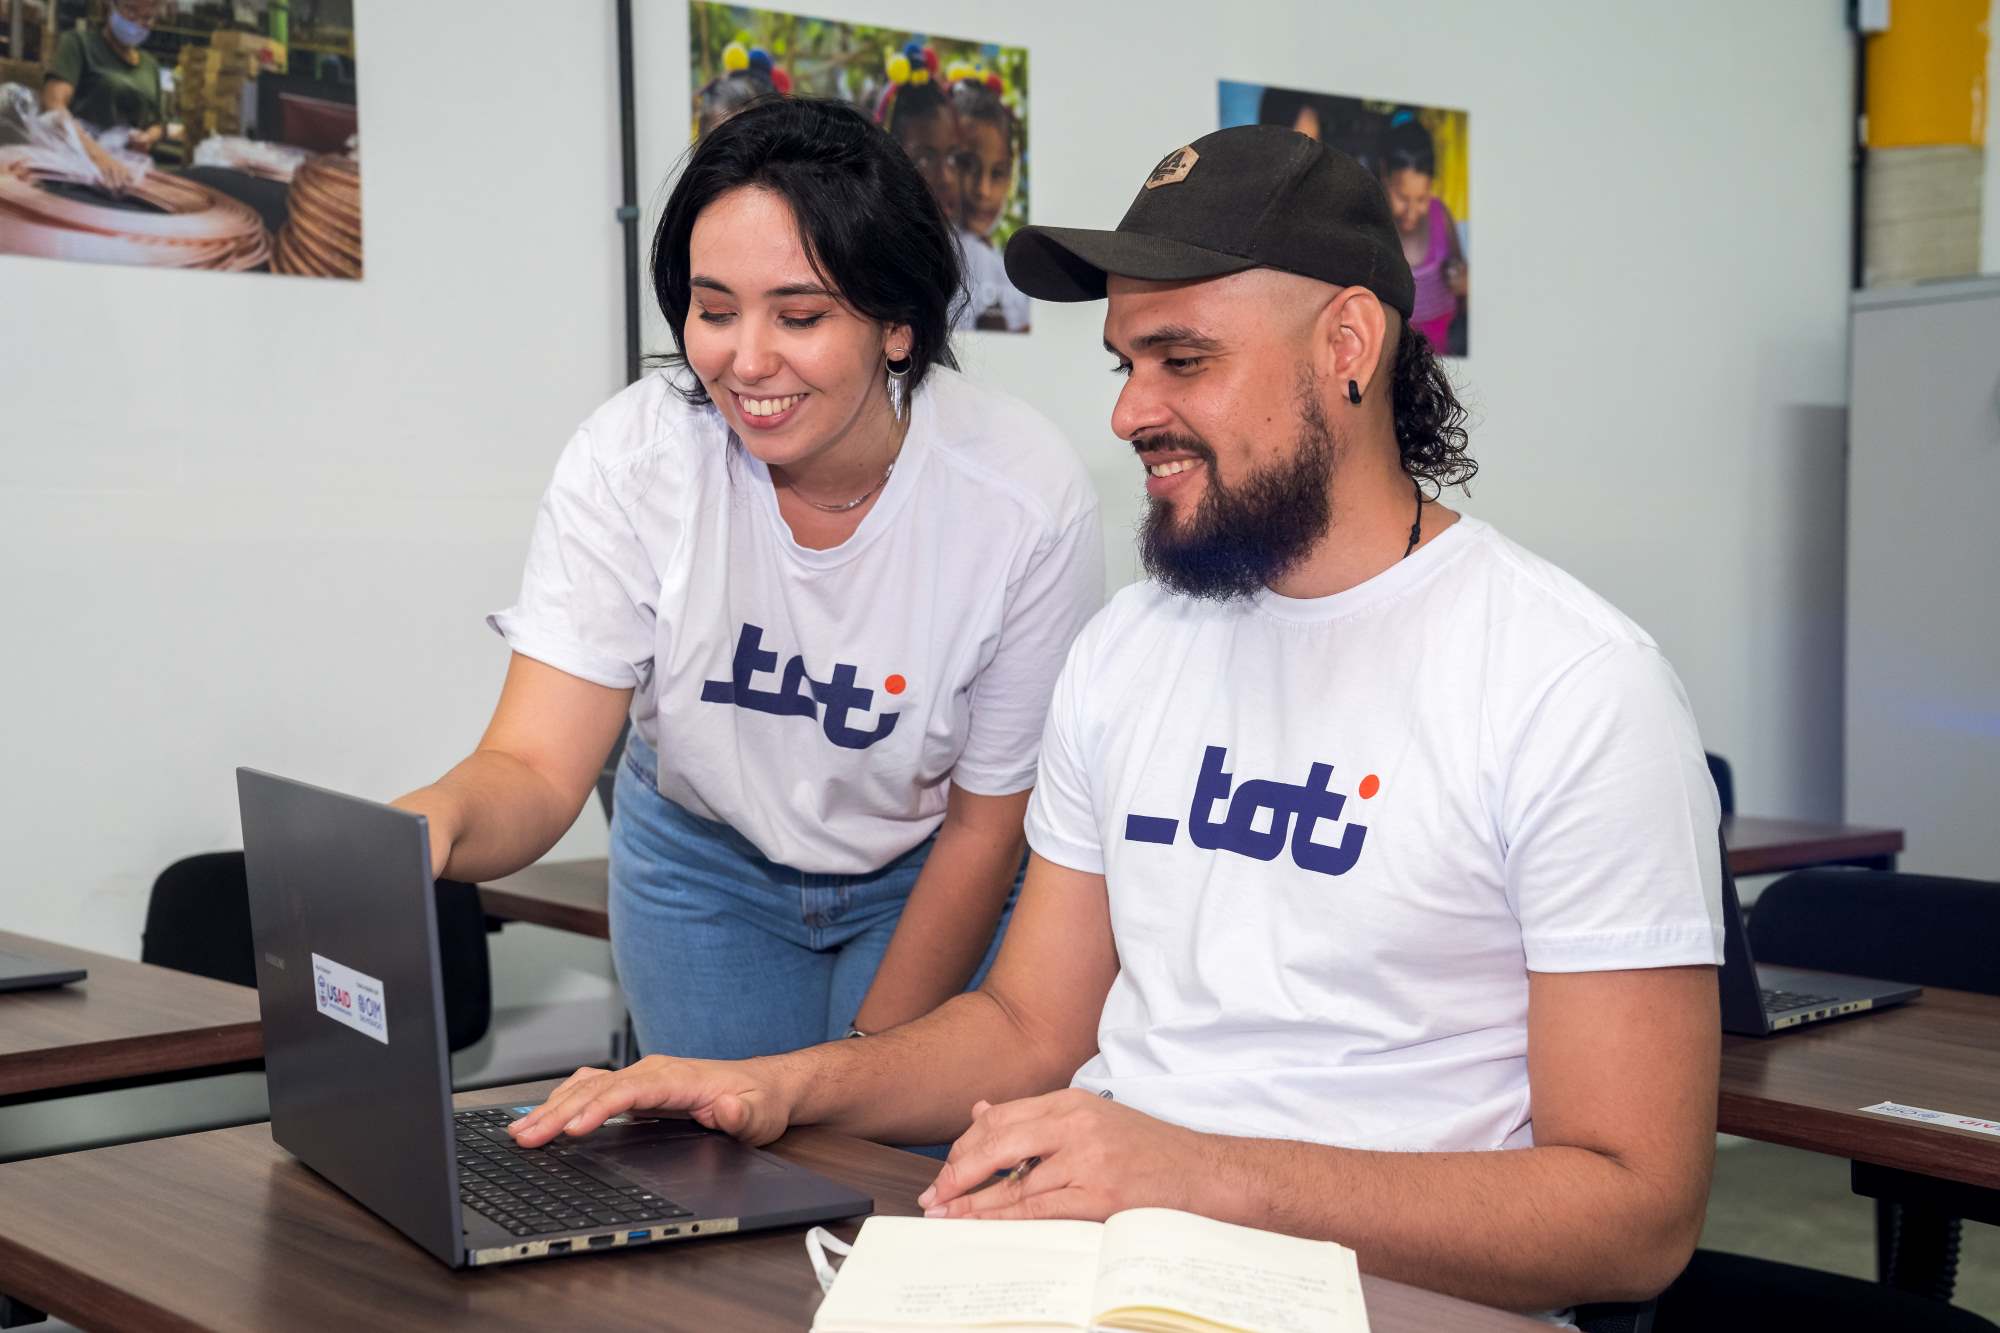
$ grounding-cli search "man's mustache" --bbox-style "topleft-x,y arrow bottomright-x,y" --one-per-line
1131,434 -> 1215,464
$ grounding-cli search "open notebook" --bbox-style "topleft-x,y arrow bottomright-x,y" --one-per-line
811,1207 -> 1369,1333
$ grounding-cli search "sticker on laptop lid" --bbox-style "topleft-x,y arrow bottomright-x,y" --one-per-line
312,952 -> 388,1044
1860,1101 -> 2000,1139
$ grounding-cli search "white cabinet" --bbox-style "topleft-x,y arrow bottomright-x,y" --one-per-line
1845,277 -> 2000,878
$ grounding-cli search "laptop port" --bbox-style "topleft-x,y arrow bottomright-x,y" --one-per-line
627,1230 -> 651,1243
547,1240 -> 571,1254
588,1234 -> 615,1248
661,1225 -> 680,1236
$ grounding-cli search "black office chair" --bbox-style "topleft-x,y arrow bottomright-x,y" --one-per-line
1659,1250 -> 1998,1332
142,851 -> 493,1052
1704,752 -> 1735,817
1746,867 -> 2000,1302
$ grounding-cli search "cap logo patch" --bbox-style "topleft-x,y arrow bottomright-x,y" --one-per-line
1144,146 -> 1198,189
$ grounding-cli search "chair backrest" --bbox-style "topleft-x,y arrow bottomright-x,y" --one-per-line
1747,868 -> 2000,996
143,851 -> 492,1051
142,851 -> 257,987
1704,752 -> 1735,817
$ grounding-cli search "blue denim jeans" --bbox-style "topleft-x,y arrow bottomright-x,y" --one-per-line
609,730 -> 1016,1065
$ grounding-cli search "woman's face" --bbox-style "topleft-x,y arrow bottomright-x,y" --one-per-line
895,111 -> 961,219
955,117 -> 1013,237
683,186 -> 907,469
1384,168 -> 1433,237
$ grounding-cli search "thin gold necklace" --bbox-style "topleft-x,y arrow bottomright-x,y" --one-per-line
797,460 -> 895,513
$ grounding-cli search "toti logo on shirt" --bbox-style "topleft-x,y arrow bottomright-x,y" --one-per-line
1123,745 -> 1380,877
700,623 -> 906,750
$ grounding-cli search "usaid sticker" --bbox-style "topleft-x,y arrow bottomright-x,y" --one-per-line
311,952 -> 388,1044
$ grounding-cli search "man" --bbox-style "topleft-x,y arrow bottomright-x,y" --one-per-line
511,126 -> 1724,1316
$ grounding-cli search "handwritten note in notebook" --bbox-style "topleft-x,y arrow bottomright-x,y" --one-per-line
811,1208 -> 1369,1333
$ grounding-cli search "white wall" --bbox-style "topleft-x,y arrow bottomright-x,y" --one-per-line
644,0 -> 1858,820
0,0 -> 628,1067
2,1 -> 1857,1025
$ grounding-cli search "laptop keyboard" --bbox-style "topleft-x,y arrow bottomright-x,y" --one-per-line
1760,987 -> 1842,1013
454,1107 -> 693,1237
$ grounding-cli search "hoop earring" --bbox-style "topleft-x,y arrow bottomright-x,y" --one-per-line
1347,379 -> 1362,405
886,350 -> 913,418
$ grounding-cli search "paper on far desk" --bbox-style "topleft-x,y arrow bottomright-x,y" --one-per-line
1860,1101 -> 2000,1139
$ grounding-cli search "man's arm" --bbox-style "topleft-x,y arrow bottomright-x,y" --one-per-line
508,853 -> 1120,1148
925,964 -> 1718,1312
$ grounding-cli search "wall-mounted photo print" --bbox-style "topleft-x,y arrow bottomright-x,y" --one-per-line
691,3 -> 1031,332
0,1 -> 359,279
1221,81 -> 1468,356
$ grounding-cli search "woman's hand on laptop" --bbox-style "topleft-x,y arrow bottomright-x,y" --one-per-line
507,1056 -> 793,1148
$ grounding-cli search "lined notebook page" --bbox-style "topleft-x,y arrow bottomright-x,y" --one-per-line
812,1216 -> 1103,1331
1091,1209 -> 1369,1333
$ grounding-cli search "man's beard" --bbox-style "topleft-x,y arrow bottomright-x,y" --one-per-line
1138,374 -> 1338,601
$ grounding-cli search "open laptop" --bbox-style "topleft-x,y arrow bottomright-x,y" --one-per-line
1716,832 -> 1919,1035
0,949 -> 86,993
237,768 -> 872,1268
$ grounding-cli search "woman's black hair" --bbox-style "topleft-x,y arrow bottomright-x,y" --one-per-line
651,97 -> 961,405
1389,319 -> 1476,496
1380,115 -> 1436,180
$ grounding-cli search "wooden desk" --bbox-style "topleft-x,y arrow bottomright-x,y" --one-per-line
1718,987 -> 2000,1190
1721,815 -> 1904,876
0,930 -> 262,1100
484,817 -> 1912,945
479,858 -> 610,939
0,1080 -> 1544,1333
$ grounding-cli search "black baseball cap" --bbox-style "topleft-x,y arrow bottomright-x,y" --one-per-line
1004,125 -> 1415,319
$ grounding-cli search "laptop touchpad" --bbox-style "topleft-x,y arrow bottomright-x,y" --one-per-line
579,1130 -> 788,1194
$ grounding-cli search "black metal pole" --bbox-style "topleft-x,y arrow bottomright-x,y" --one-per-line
616,0 -> 643,384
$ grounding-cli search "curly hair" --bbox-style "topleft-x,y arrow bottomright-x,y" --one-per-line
1388,321 -> 1476,496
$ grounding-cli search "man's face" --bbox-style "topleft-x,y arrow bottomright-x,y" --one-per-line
1103,271 -> 1342,599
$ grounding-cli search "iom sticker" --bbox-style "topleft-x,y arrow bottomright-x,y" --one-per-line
311,952 -> 388,1044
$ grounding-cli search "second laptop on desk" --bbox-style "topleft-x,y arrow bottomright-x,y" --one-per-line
237,767 -> 871,1269
0,949 -> 85,993
1716,833 -> 1918,1036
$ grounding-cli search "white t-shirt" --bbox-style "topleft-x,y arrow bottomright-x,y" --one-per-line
954,227 -> 1032,332
1025,516 -> 1723,1153
492,366 -> 1102,873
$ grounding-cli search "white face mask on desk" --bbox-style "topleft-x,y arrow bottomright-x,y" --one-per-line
805,1226 -> 854,1293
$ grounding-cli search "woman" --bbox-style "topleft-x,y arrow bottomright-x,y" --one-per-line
40,0 -> 165,193
1378,115 -> 1468,355
396,99 -> 1100,1076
